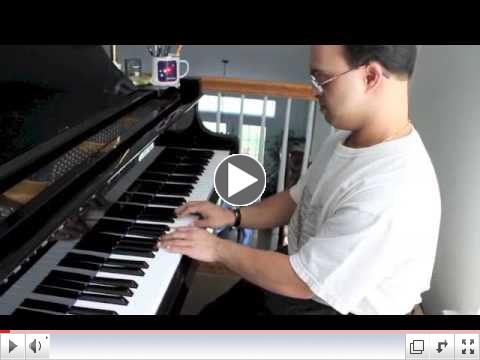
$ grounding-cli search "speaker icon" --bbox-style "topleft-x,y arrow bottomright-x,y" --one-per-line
29,338 -> 41,354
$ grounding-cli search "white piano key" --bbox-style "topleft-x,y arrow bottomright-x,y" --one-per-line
0,148 -> 230,315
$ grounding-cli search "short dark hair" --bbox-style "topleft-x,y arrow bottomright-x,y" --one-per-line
343,45 -> 417,79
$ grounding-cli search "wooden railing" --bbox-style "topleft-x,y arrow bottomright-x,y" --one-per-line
200,76 -> 316,100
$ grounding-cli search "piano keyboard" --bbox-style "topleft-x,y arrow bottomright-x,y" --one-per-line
0,147 -> 230,315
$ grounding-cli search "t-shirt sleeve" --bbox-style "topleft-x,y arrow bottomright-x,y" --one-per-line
289,200 -> 396,314
288,166 -> 313,204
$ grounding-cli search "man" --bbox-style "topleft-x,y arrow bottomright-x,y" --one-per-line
158,45 -> 441,315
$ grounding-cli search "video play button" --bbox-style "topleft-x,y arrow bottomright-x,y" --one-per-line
9,340 -> 17,353
1,334 -> 25,359
214,154 -> 266,206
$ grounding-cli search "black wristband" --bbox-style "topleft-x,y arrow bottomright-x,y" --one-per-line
233,207 -> 242,228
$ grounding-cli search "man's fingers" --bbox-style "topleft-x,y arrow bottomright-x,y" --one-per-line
175,203 -> 189,215
159,227 -> 196,241
193,219 -> 210,228
176,204 -> 200,216
175,201 -> 209,216
159,232 -> 189,242
162,245 -> 194,257
159,240 -> 193,252
174,226 -> 196,233
175,201 -> 203,213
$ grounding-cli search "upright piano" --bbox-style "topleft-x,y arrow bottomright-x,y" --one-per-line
0,45 -> 237,315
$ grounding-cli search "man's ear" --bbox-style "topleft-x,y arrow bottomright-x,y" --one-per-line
364,62 -> 384,93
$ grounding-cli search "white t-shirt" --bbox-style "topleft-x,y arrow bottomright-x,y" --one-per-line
288,128 -> 441,315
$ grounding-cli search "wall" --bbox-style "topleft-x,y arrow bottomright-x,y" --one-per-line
410,45 -> 480,314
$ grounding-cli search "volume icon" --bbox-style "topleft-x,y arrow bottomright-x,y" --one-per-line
29,339 -> 41,354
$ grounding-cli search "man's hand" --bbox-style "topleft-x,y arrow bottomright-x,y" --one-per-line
158,227 -> 222,263
175,201 -> 235,228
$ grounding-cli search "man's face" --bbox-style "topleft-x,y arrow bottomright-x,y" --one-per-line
310,45 -> 367,130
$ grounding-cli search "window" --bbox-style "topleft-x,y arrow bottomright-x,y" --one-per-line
241,124 -> 263,160
199,94 -> 272,161
199,95 -> 276,118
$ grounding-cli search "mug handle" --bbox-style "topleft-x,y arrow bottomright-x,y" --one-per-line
179,59 -> 190,78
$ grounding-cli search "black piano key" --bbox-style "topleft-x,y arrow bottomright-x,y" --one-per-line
13,308 -> 54,316
59,258 -> 101,271
175,164 -> 206,173
41,277 -> 86,292
121,237 -> 159,246
152,161 -> 206,169
160,148 -> 213,157
48,270 -> 138,289
21,299 -> 69,314
111,248 -> 155,258
154,183 -> 193,197
156,150 -> 212,162
140,173 -> 199,184
145,206 -> 177,216
137,215 -> 174,224
138,207 -> 176,223
76,233 -> 156,258
47,271 -> 134,297
64,252 -> 149,269
75,240 -> 115,253
68,306 -> 118,315
168,174 -> 200,183
84,284 -> 133,297
91,277 -> 138,289
63,253 -> 108,265
104,204 -> 142,220
105,257 -> 150,269
79,233 -> 123,247
41,276 -> 132,297
146,163 -> 176,173
34,285 -> 79,299
92,219 -> 131,234
118,239 -> 158,251
49,270 -> 92,283
81,233 -> 157,252
75,241 -> 155,258
129,223 -> 170,232
79,292 -> 129,305
138,181 -> 194,192
35,284 -> 128,305
59,258 -> 145,276
127,182 -> 159,194
102,229 -> 164,243
127,224 -> 169,238
148,196 -> 186,207
147,163 -> 205,175
103,203 -> 176,223
42,275 -> 134,299
124,232 -> 165,241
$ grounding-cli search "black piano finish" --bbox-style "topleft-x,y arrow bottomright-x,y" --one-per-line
0,45 -> 237,314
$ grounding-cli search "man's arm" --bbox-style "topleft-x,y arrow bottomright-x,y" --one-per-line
239,191 -> 297,229
158,227 -> 313,299
176,191 -> 298,230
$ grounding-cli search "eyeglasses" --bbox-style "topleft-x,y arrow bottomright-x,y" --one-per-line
311,65 -> 390,95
